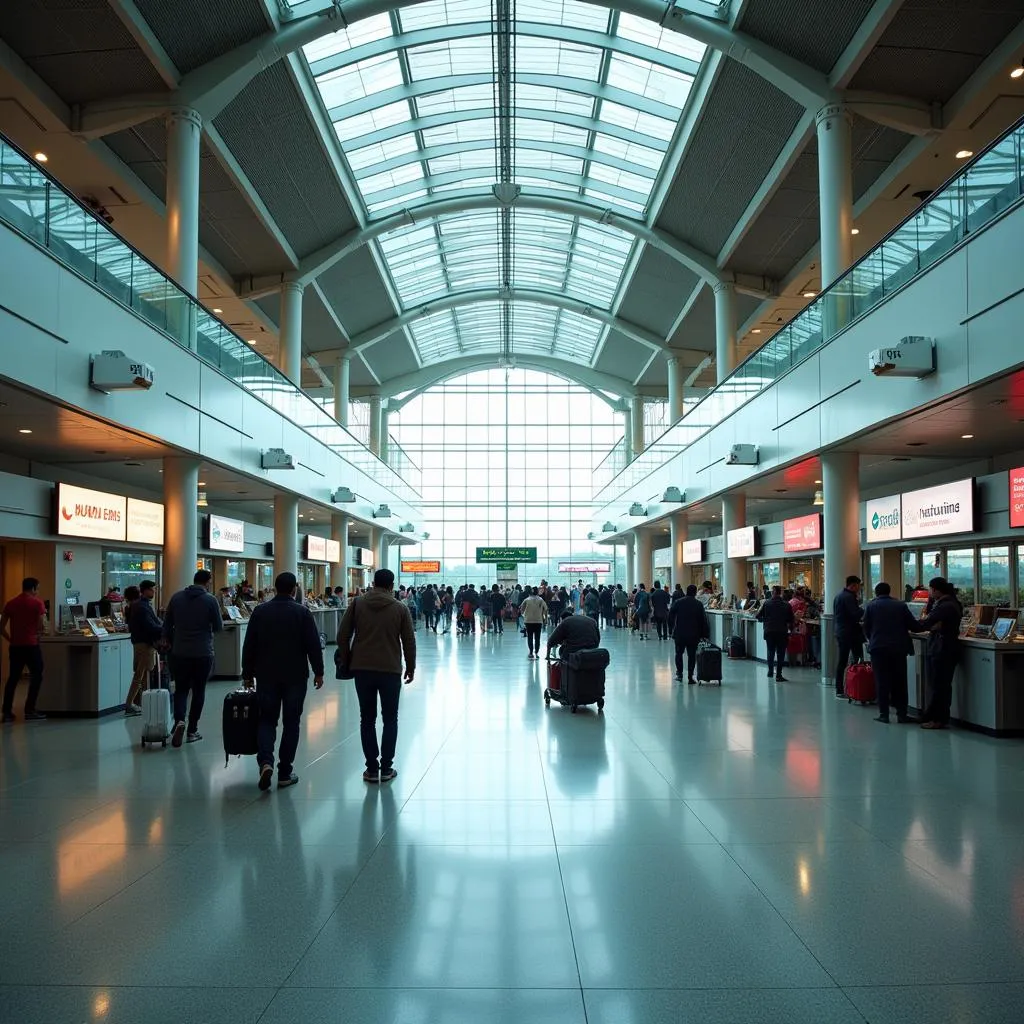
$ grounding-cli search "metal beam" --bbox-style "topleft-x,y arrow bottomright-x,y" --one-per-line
290,191 -> 724,288
346,288 -> 670,354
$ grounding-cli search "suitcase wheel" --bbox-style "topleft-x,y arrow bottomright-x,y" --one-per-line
597,698 -> 604,711
162,738 -> 167,747
571,704 -> 578,713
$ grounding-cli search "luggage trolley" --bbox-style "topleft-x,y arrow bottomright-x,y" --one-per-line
544,645 -> 609,713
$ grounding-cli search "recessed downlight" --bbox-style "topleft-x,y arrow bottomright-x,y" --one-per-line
198,481 -> 206,486
1012,66 -> 1024,80
247,339 -> 257,345
803,291 -> 817,298
961,434 -> 974,439
955,149 -> 974,159
851,228 -> 860,235
34,152 -> 47,163
18,428 -> 32,434
751,328 -> 762,334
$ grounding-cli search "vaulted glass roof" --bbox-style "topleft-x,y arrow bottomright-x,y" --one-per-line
301,0 -> 709,367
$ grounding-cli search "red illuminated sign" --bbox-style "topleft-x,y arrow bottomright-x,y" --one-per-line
1011,468 -> 1024,528
783,514 -> 822,553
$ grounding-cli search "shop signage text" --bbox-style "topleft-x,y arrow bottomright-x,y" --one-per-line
495,562 -> 518,571
682,539 -> 703,563
401,560 -> 441,574
1010,468 -> 1024,529
126,498 -> 164,545
866,495 -> 902,543
56,483 -> 126,541
305,535 -> 327,561
726,526 -> 756,559
783,514 -> 822,553
476,546 -> 537,563
208,514 -> 245,553
355,547 -> 374,567
901,478 -> 974,539
557,562 -> 611,574
324,539 -> 341,563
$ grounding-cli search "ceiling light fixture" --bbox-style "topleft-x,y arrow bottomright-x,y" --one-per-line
197,491 -> 208,508
198,481 -> 206,486
813,490 -> 824,506
34,152 -> 48,163
961,433 -> 974,439
18,428 -> 32,434
751,328 -> 762,334
851,228 -> 860,235
247,339 -> 257,345
955,149 -> 974,159
803,291 -> 817,298
212,308 -> 223,314
1012,64 -> 1024,80
815,479 -> 822,484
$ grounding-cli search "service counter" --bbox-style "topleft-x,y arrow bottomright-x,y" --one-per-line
38,633 -> 134,717
212,622 -> 247,680
909,635 -> 1024,736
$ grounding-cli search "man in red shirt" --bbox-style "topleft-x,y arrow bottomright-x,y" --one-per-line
1,577 -> 48,722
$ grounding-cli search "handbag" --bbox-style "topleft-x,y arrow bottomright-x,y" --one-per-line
334,599 -> 358,680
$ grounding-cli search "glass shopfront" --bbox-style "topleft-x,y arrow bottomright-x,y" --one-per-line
103,551 -> 159,593
946,549 -> 976,605
979,546 -> 1011,605
225,560 -> 246,587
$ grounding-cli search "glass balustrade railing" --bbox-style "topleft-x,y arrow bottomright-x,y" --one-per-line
0,135 -> 421,502
593,115 -> 1024,505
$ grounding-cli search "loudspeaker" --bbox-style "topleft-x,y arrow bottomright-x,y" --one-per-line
264,541 -> 274,557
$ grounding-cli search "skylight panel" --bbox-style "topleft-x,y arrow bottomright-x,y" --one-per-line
606,53 -> 692,107
599,100 -> 676,142
592,133 -> 664,171
359,163 -> 426,197
515,118 -> 589,147
588,162 -> 657,198
515,83 -> 595,117
421,119 -> 494,146
514,38 -> 603,80
303,13 -> 393,65
346,133 -> 419,172
516,0 -> 609,31
428,150 -> 495,175
581,183 -> 645,213
398,0 -> 490,32
615,13 -> 707,64
514,150 -> 586,176
315,53 -> 404,110
407,38 -> 494,79
334,100 -> 411,144
366,187 -> 428,215
416,83 -> 494,116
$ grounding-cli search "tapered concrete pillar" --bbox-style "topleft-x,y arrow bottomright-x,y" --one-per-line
369,394 -> 382,457
379,405 -> 390,465
624,535 -> 635,588
670,512 -> 687,588
278,280 -> 304,385
667,355 -> 685,423
721,492 -> 747,601
622,408 -> 633,463
332,514 -> 350,593
714,281 -> 738,382
274,493 -> 299,580
822,451 -> 860,684
815,103 -> 855,289
630,397 -> 645,457
635,529 -> 653,588
166,108 -> 202,295
333,353 -> 351,427
163,456 -> 200,595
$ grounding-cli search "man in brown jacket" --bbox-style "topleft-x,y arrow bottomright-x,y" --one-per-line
336,568 -> 416,783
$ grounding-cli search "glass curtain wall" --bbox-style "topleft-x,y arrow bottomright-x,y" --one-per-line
390,369 -> 625,587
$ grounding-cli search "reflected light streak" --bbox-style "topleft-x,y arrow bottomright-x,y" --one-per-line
785,743 -> 821,796
148,817 -> 163,844
902,836 -> 975,913
726,713 -> 753,750
58,809 -> 127,894
797,857 -> 811,897
92,992 -> 110,1018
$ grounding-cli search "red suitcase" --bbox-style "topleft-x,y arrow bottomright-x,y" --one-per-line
547,659 -> 562,692
845,662 -> 876,705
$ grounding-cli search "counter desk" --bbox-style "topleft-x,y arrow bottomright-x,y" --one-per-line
309,607 -> 339,644
38,633 -> 135,717
909,635 -> 1024,736
212,622 -> 247,680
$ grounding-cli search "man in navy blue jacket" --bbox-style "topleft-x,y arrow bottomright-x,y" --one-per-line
862,582 -> 918,723
832,575 -> 864,698
242,572 -> 325,791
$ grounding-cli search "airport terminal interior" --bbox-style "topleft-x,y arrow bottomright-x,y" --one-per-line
2,0 -> 1024,1021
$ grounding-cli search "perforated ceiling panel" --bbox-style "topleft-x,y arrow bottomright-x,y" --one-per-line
655,62 -> 804,255
851,116 -> 912,201
595,333 -> 655,382
363,333 -> 421,381
849,0 -> 1024,104
214,63 -> 359,259
104,122 -> 169,205
667,284 -> 717,352
737,0 -> 878,74
1,0 -> 167,103
317,247 -> 397,338
616,249 -> 700,338
133,0 -> 271,75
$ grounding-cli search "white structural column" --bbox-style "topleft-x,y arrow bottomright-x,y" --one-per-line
622,408 -> 633,463
635,529 -> 654,588
624,535 -> 636,588
377,529 -> 389,575
332,513 -> 350,593
163,456 -> 200,596
333,353 -> 351,427
166,108 -> 202,295
669,512 -> 687,588
379,404 -> 390,466
274,493 -> 299,579
630,397 -> 645,457
721,491 -> 747,601
368,394 -> 382,457
822,451 -> 861,682
666,355 -> 685,424
278,280 -> 305,385
815,103 -> 855,290
713,281 -> 738,383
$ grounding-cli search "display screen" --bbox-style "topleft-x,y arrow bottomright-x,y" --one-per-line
726,526 -> 756,559
682,539 -> 703,563
401,560 -> 441,573
207,514 -> 245,552
557,562 -> 611,574
305,535 -> 327,561
355,547 -> 373,567
992,616 -> 1015,641
56,483 -> 126,541
126,498 -> 164,545
783,514 -> 821,553
901,479 -> 974,539
1010,468 -> 1024,528
324,539 -> 341,563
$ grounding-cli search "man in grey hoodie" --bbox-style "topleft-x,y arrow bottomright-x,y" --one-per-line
162,569 -> 223,747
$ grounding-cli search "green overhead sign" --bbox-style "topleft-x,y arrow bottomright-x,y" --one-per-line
495,562 -> 518,571
476,547 -> 537,564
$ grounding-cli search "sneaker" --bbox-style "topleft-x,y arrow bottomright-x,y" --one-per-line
171,721 -> 186,747
834,691 -> 846,699
258,764 -> 274,791
186,731 -> 202,743
278,773 -> 300,788
675,673 -> 683,682
362,768 -> 379,783
124,706 -> 142,717
920,721 -> 948,730
129,703 -> 142,713
687,678 -> 696,685
875,714 -> 890,723
380,767 -> 398,783
775,676 -> 788,683
767,670 -> 774,678
24,710 -> 47,721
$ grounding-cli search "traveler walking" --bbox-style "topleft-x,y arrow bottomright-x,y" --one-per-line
126,579 -> 163,716
757,586 -> 795,682
489,584 -> 507,633
915,577 -> 963,730
421,585 -> 438,632
521,587 -> 548,659
546,608 -> 600,657
832,575 -> 864,698
650,581 -> 671,640
598,585 -> 614,628
162,569 -> 223,747
336,568 -> 416,782
634,584 -> 651,639
439,586 -> 454,632
242,572 -> 325,790
1,577 -> 48,722
668,585 -> 709,683
583,587 -> 600,623
612,584 -> 628,627
862,582 -> 918,724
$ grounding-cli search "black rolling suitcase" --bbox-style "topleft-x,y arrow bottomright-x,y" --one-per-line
696,641 -> 723,685
559,647 -> 610,713
223,687 -> 260,766
725,635 -> 746,659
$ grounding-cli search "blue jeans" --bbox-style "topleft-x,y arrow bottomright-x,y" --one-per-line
257,678 -> 308,776
354,670 -> 402,770
170,655 -> 213,731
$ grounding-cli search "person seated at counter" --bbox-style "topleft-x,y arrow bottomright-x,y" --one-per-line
697,582 -> 714,607
745,582 -> 758,604
323,588 -> 337,607
333,586 -> 347,608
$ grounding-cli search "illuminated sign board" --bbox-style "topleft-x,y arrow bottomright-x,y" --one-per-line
476,546 -> 537,563
305,535 -> 327,561
726,526 -> 756,559
207,514 -> 245,553
355,547 -> 374,567
900,479 -> 974,539
324,538 -> 341,563
56,483 -> 127,541
682,539 -> 703,564
126,498 -> 164,545
866,494 -> 902,543
401,560 -> 441,574
1010,468 -> 1024,528
557,562 -> 611,574
783,514 -> 822,553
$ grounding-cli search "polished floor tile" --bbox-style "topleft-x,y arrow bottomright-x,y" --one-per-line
1,624 -> 1022,1021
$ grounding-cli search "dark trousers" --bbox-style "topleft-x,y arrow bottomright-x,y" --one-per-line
765,633 -> 787,678
835,636 -> 864,693
924,654 -> 957,725
354,670 -> 402,770
674,638 -> 697,679
654,615 -> 668,639
2,644 -> 44,715
170,655 -> 213,731
257,678 -> 308,776
870,650 -> 908,718
525,623 -> 542,654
